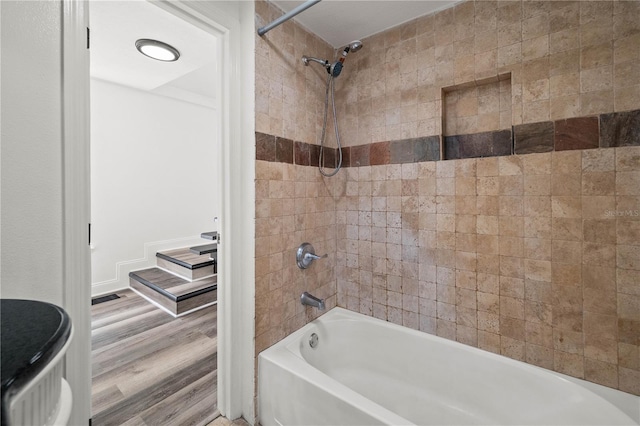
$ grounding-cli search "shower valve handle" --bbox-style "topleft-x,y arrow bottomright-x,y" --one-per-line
296,243 -> 326,269
305,252 -> 327,261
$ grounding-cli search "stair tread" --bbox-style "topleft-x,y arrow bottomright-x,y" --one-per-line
200,231 -> 218,241
190,243 -> 217,255
156,248 -> 215,270
129,268 -> 216,302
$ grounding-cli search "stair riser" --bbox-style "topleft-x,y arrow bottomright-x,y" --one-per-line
156,258 -> 214,281
130,278 -> 178,315
129,273 -> 217,317
177,289 -> 217,315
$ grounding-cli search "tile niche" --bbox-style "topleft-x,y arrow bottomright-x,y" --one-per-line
443,74 -> 513,160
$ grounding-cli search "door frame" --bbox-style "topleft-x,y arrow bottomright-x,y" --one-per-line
61,0 -> 256,422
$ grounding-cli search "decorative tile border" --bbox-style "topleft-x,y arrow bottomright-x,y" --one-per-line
512,110 -> 639,154
554,117 -> 599,151
255,134 -> 440,167
256,109 -> 640,167
600,110 -> 640,148
513,122 -> 554,154
255,133 -> 336,168
445,130 -> 512,159
349,137 -> 441,166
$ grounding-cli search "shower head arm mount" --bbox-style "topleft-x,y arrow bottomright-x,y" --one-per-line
302,56 -> 330,71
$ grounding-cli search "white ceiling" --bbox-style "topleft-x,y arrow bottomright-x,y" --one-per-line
270,0 -> 460,48
90,0 -> 459,106
89,0 -> 217,107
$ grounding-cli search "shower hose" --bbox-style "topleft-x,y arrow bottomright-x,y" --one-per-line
319,73 -> 343,177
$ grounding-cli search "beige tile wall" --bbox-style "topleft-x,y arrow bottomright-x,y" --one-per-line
336,147 -> 640,395
335,0 -> 640,146
254,0 -> 339,356
255,161 -> 339,356
255,0 -> 336,146
254,0 -> 640,398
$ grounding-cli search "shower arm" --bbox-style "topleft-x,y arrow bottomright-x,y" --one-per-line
302,56 -> 330,69
302,40 -> 363,74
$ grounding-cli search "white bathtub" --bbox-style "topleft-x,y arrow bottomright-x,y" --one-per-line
258,308 -> 640,426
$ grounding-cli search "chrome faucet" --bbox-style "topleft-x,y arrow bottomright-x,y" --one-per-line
301,292 -> 325,310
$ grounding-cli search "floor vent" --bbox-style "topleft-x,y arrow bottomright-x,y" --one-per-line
91,294 -> 120,306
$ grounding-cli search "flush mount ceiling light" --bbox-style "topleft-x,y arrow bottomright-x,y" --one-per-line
135,39 -> 180,62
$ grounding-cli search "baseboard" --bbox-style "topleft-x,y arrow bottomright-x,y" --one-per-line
90,236 -> 206,297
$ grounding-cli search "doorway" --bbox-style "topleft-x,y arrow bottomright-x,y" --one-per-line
89,0 -> 220,297
62,0 -> 255,422
88,1 -> 221,423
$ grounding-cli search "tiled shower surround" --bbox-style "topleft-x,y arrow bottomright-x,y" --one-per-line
334,147 -> 640,396
254,0 -> 640,397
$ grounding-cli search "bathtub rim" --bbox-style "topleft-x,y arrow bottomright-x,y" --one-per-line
261,307 -> 640,425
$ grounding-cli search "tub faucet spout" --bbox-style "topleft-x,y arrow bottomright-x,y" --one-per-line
301,292 -> 325,310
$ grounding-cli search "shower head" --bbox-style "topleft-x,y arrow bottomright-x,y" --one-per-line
338,40 -> 363,64
347,40 -> 363,53
341,40 -> 363,56
302,40 -> 363,78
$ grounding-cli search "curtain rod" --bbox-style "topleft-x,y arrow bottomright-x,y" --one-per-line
257,0 -> 322,36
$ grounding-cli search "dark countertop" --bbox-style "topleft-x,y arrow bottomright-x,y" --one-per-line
1,299 -> 72,425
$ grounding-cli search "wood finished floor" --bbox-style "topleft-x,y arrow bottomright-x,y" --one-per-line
91,289 -> 218,426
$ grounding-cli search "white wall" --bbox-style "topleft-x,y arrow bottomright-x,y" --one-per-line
90,78 -> 218,295
2,1 -> 253,424
1,0 -> 64,304
1,2 -> 92,425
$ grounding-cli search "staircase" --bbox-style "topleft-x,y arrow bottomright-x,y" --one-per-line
129,232 -> 218,317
